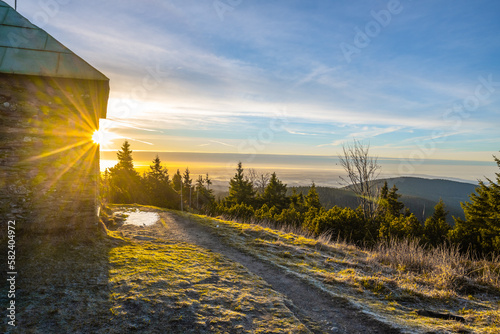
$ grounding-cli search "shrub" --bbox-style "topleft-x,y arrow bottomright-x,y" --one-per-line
379,214 -> 423,241
225,203 -> 255,222
309,206 -> 365,242
274,206 -> 304,227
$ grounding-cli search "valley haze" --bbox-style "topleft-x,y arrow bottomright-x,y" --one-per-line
100,151 -> 497,189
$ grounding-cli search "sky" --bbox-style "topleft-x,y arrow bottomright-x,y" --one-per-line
7,0 -> 500,181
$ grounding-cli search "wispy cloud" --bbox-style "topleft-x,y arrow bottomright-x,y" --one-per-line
400,130 -> 470,144
103,119 -> 162,132
28,0 -> 500,161
284,128 -> 319,136
350,126 -> 404,140
208,140 -> 236,148
317,126 -> 404,148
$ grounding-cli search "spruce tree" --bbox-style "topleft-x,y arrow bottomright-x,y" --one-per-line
423,199 -> 451,247
205,173 -> 212,190
262,172 -> 288,211
148,155 -> 169,183
380,181 -> 389,200
196,175 -> 204,209
116,140 -> 134,170
386,184 -> 405,218
195,174 -> 215,209
450,155 -> 500,254
305,183 -> 322,210
183,168 -> 193,207
289,188 -> 306,212
377,181 -> 390,217
145,156 -> 178,208
227,162 -> 255,205
303,183 -> 324,231
183,168 -> 192,189
107,141 -> 141,203
172,169 -> 182,192
100,168 -> 111,204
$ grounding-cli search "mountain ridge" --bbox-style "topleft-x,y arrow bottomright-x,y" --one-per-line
290,176 -> 479,223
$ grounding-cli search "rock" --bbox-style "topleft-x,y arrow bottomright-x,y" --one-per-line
417,309 -> 466,323
133,236 -> 155,241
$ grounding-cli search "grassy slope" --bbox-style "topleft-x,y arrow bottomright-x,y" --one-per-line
2,205 -> 498,333
0,229 -> 308,333
184,212 -> 500,334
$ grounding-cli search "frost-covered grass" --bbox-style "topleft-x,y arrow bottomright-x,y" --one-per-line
8,204 -> 496,333
0,217 -> 308,333
186,212 -> 500,334
107,240 -> 308,333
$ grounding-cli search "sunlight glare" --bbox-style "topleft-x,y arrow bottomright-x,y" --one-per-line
92,129 -> 113,146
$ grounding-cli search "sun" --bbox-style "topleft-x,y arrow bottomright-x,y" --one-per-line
92,128 -> 113,146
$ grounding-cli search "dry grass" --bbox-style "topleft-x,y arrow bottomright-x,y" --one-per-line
0,222 -> 309,333
189,212 -> 500,334
224,214 -> 500,295
107,241 -> 308,333
372,239 -> 500,294
7,206 -> 497,333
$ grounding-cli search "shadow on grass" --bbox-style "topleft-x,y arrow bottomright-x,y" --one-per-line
0,231 -> 116,333
1,213 -> 310,334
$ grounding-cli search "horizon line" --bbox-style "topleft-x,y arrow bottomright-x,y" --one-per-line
99,150 -> 497,164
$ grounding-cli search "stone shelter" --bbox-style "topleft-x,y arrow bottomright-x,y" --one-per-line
0,1 -> 109,234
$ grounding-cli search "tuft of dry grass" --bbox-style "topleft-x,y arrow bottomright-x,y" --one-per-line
372,238 -> 500,294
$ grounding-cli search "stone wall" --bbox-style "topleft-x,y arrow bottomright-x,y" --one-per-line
0,73 -> 108,235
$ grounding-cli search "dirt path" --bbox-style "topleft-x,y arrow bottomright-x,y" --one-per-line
117,210 -> 401,334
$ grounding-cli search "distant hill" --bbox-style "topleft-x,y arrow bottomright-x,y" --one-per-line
290,177 -> 478,223
288,186 -> 359,210
370,177 -> 478,222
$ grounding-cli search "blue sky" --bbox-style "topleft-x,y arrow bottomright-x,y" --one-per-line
10,0 -> 500,164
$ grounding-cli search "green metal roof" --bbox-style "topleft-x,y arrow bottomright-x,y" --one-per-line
0,0 -> 108,81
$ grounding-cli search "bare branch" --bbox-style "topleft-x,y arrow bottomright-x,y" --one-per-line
247,168 -> 270,194
339,140 -> 381,220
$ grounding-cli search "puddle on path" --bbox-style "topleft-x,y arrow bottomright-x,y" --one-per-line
115,209 -> 160,226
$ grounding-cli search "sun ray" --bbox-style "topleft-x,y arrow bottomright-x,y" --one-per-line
42,142 -> 98,191
24,138 -> 93,162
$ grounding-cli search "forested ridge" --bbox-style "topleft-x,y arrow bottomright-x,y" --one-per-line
291,177 -> 477,223
101,141 -> 500,255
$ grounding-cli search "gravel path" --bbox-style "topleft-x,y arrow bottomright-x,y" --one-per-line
117,209 -> 401,334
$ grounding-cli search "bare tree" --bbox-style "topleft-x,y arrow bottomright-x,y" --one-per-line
339,140 -> 381,220
247,168 -> 271,194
